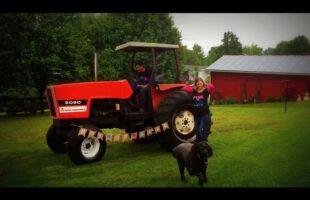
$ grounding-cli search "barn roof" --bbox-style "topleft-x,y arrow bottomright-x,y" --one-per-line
207,55 -> 310,76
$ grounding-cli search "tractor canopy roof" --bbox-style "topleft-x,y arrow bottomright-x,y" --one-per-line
115,42 -> 181,83
115,42 -> 179,52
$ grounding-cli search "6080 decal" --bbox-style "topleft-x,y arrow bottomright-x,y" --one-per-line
58,100 -> 87,106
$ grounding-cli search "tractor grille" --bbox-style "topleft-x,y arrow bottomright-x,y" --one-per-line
46,88 -> 56,117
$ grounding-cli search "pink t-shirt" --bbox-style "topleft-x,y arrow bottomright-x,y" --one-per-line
182,83 -> 215,93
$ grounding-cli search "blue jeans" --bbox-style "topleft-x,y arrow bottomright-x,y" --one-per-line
130,81 -> 139,94
130,81 -> 148,111
195,113 -> 211,142
139,87 -> 148,111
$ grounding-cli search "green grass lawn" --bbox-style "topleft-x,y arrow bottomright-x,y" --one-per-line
0,101 -> 309,187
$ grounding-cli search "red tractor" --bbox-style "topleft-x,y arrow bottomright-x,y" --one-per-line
46,42 -> 198,164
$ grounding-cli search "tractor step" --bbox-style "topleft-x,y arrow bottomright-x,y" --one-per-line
131,122 -> 145,126
125,111 -> 152,120
126,112 -> 152,128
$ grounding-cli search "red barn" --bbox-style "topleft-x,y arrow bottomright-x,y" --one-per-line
208,56 -> 310,103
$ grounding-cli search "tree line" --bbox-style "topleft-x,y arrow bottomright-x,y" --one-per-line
1,13 -> 309,105
0,13 -> 184,107
187,32 -> 310,66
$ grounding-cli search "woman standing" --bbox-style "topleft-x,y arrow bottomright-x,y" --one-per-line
182,78 -> 213,142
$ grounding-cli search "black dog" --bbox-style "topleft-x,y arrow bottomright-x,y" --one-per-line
172,141 -> 213,186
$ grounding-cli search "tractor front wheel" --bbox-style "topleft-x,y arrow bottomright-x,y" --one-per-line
67,125 -> 106,165
46,125 -> 67,153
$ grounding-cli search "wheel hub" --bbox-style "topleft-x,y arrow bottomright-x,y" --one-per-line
81,137 -> 100,158
174,110 -> 195,135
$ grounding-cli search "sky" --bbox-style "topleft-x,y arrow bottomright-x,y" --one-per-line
171,13 -> 310,56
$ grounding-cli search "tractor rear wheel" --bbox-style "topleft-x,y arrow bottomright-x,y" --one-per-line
46,125 -> 67,153
154,90 -> 196,151
67,125 -> 107,165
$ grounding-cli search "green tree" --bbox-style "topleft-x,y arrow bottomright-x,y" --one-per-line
0,13 -> 182,108
204,31 -> 242,65
221,31 -> 242,55
89,13 -> 182,82
192,43 -> 205,65
204,46 -> 223,65
0,14 -> 92,113
22,14 -> 93,113
273,35 -> 310,55
263,47 -> 275,55
242,44 -> 263,55
179,44 -> 204,66
79,13 -> 111,80
288,35 -> 310,55
273,41 -> 290,55
0,14 -> 34,96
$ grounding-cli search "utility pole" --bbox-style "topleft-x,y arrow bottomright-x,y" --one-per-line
284,80 -> 290,113
94,49 -> 98,81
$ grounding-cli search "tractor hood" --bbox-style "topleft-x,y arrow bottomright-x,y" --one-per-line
51,80 -> 133,100
46,80 -> 133,119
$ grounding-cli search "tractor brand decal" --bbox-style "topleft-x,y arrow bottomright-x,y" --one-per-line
58,100 -> 87,106
59,106 -> 87,113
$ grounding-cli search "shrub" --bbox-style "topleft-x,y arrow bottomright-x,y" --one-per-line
275,96 -> 284,102
226,97 -> 236,104
266,95 -> 274,102
214,99 -> 224,105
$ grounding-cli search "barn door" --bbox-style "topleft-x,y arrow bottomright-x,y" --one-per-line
240,76 -> 261,103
